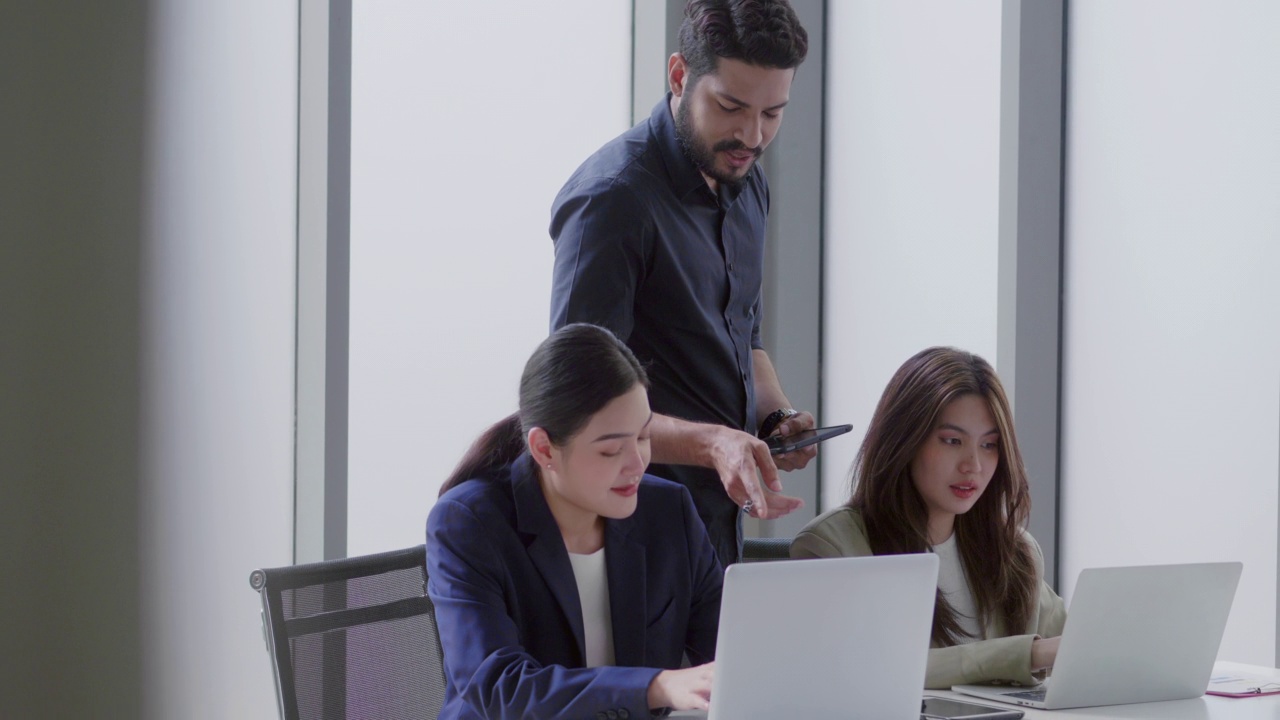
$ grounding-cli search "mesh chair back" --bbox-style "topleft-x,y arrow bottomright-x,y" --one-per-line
741,536 -> 793,562
250,545 -> 446,720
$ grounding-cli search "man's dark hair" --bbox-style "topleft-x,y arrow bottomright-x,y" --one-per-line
678,0 -> 808,86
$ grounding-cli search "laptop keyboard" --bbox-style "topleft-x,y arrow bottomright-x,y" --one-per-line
1003,688 -> 1047,702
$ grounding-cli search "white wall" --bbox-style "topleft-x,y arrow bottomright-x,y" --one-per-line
140,1 -> 298,717
1061,0 -> 1280,665
347,1 -> 633,556
822,1 -> 1004,511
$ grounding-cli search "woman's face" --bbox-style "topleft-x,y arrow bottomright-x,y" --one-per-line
910,393 -> 1000,541
545,384 -> 653,522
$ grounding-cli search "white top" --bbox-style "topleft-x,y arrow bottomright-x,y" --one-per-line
568,546 -> 615,667
932,532 -> 984,642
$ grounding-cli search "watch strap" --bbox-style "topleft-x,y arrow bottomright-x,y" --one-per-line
758,408 -> 798,439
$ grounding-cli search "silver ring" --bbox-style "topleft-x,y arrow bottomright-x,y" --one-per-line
741,500 -> 754,516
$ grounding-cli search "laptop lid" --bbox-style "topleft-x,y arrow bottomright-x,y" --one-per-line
955,561 -> 1242,710
708,554 -> 939,720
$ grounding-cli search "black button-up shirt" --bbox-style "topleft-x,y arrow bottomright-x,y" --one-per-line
549,96 -> 770,564
550,95 -> 767,433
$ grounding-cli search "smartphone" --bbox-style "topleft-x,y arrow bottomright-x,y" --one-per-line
764,423 -> 853,455
921,696 -> 1024,720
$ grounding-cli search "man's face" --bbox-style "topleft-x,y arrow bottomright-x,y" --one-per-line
672,56 -> 794,191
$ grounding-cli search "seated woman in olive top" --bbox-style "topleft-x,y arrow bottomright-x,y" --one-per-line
791,346 -> 1065,689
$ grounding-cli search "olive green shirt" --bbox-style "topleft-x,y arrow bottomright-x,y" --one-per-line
791,506 -> 1067,689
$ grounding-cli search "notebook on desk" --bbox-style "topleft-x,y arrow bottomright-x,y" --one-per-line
953,561 -> 1242,711
686,553 -> 939,720
1206,670 -> 1280,698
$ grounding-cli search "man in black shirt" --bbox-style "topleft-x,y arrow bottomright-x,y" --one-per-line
549,0 -> 814,567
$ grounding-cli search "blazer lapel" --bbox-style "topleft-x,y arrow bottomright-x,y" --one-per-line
511,455 -> 586,663
605,514 -> 647,666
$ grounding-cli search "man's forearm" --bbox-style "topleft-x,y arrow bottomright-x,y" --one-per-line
646,407 -> 804,517
648,412 -> 725,468
752,349 -> 793,430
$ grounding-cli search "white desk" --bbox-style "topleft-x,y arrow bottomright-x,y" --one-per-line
927,662 -> 1280,720
670,662 -> 1280,719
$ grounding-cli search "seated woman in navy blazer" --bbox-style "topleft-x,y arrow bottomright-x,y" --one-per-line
427,323 -> 723,719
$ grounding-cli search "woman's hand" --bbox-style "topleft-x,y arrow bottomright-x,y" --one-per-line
647,662 -> 715,711
1031,636 -> 1061,672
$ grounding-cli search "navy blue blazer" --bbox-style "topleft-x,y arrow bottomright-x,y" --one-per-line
426,454 -> 723,720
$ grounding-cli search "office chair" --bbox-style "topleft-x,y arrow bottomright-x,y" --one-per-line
741,536 -> 793,562
249,544 -> 446,720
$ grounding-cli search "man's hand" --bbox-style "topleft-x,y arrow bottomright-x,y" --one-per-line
767,409 -> 819,472
708,426 -> 804,520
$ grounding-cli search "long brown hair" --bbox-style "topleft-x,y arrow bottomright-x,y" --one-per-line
439,324 -> 648,497
848,347 -> 1036,646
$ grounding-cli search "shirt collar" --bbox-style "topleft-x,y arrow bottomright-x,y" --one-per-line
651,93 -> 749,206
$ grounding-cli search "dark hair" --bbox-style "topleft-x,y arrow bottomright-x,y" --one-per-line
439,324 -> 648,496
847,347 -> 1037,647
678,0 -> 808,87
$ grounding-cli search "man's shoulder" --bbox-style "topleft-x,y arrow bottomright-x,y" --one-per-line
557,121 -> 668,202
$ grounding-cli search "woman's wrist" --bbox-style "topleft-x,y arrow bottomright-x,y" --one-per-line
1030,636 -> 1057,672
647,669 -> 670,709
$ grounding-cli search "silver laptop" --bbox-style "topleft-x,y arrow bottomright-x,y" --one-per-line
673,553 -> 939,720
954,561 -> 1242,710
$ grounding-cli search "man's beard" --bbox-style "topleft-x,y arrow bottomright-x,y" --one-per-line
675,99 -> 760,192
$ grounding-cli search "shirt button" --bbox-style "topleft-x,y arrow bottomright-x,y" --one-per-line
728,262 -> 735,271
618,710 -> 630,719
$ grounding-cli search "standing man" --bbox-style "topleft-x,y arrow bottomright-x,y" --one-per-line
549,0 -> 814,567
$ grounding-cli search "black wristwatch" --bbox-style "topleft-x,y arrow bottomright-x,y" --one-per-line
758,408 -> 798,439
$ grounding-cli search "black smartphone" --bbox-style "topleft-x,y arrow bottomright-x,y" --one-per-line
921,696 -> 1024,720
764,423 -> 853,455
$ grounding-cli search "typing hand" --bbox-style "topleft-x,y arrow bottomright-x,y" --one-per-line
709,427 -> 804,520
1031,636 -> 1061,672
769,410 -> 818,472
648,662 -> 715,711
